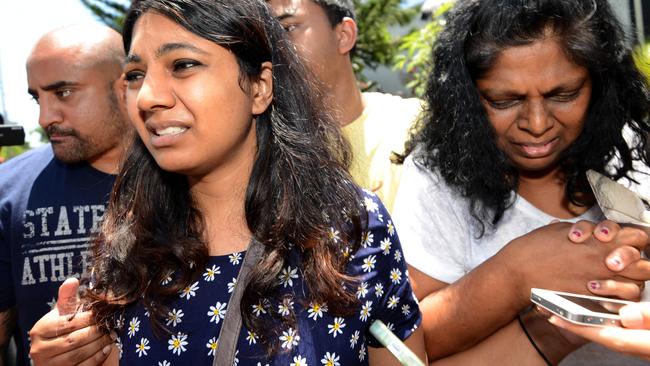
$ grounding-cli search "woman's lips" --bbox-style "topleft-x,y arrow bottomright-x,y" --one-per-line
516,137 -> 559,158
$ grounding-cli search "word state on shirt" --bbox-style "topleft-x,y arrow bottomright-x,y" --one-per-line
20,204 -> 106,286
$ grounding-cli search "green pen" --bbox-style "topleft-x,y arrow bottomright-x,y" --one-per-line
369,320 -> 425,366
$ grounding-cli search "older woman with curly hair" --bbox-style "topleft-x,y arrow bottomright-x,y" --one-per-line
394,0 -> 650,364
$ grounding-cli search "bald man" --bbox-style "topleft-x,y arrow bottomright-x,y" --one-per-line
0,24 -> 128,365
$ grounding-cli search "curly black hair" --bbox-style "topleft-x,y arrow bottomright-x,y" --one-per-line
402,0 -> 650,235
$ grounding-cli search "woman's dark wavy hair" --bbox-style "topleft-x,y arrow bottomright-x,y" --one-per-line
84,0 -> 363,352
402,0 -> 650,235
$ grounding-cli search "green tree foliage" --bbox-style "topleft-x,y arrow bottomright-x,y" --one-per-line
80,0 -> 128,30
394,1 -> 454,97
81,0 -> 416,83
352,0 -> 418,84
0,144 -> 31,162
635,42 -> 650,82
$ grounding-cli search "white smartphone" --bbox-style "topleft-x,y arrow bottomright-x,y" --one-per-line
530,288 -> 635,327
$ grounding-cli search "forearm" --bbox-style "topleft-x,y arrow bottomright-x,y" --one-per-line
421,254 -> 530,359
0,308 -> 17,366
430,320 -> 548,366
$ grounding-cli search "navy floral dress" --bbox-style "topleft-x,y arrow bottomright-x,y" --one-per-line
116,191 -> 421,365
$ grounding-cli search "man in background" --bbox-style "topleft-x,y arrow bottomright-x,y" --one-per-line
267,0 -> 422,212
0,23 -> 128,365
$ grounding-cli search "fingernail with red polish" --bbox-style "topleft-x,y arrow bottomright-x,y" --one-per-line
572,230 -> 582,238
589,281 -> 600,290
600,227 -> 610,235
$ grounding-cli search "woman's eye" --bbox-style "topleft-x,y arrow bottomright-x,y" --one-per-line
173,60 -> 200,72
487,99 -> 519,110
124,71 -> 144,83
550,90 -> 580,102
282,24 -> 298,33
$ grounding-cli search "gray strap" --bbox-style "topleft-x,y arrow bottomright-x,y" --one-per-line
213,239 -> 264,366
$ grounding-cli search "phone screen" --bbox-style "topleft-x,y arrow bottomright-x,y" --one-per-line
557,294 -> 624,314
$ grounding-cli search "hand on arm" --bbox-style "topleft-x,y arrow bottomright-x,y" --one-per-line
414,221 -> 647,361
566,220 -> 650,300
29,278 -> 114,366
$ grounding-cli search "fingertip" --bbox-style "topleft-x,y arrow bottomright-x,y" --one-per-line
606,255 -> 624,271
620,304 -> 645,328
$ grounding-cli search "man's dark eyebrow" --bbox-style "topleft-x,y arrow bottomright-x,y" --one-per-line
27,81 -> 77,98
42,81 -> 78,91
126,42 -> 208,64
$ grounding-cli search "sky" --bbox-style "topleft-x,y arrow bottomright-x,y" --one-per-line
0,0 -> 424,146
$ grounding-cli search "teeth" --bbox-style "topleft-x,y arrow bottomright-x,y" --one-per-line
156,127 -> 187,136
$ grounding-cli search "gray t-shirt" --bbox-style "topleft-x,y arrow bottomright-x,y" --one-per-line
393,154 -> 649,365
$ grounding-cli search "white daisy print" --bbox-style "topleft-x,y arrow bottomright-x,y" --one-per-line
206,337 -> 218,356
359,343 -> 367,361
390,268 -> 402,284
387,295 -> 400,309
116,337 -> 123,358
279,327 -> 300,349
158,361 -> 170,366
135,337 -> 150,357
229,252 -> 242,265
350,330 -> 360,348
321,352 -> 340,366
227,277 -> 237,293
359,301 -> 373,322
307,302 -> 328,321
47,297 -> 56,310
166,308 -> 184,327
168,332 -> 188,355
179,281 -> 199,300
328,227 -> 340,243
342,246 -> 354,260
115,314 -> 125,330
364,196 -> 379,212
374,283 -> 384,298
278,266 -> 299,288
386,322 -> 395,331
387,220 -> 395,236
291,355 -> 308,366
208,302 -> 227,324
246,331 -> 258,345
252,301 -> 268,317
356,282 -> 369,299
362,255 -> 376,273
402,304 -> 411,316
361,231 -> 374,248
233,349 -> 239,365
278,298 -> 294,317
202,265 -> 221,281
380,238 -> 392,255
394,249 -> 402,262
161,274 -> 173,286
328,317 -> 346,337
128,317 -> 140,338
